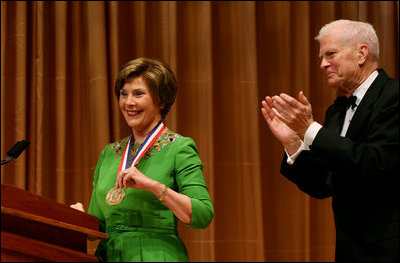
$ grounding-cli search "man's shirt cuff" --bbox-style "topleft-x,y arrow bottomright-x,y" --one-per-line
304,122 -> 322,148
285,122 -> 322,165
285,142 -> 306,165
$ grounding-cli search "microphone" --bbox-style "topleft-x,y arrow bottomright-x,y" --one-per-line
1,140 -> 30,165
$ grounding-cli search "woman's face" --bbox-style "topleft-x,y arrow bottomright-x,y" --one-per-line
119,76 -> 162,135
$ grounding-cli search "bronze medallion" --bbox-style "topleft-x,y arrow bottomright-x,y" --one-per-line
106,187 -> 125,206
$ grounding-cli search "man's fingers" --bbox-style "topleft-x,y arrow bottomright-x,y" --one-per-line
261,107 -> 272,124
262,100 -> 272,113
272,95 -> 285,111
280,93 -> 303,108
299,91 -> 310,106
273,96 -> 294,121
265,96 -> 273,104
271,107 -> 285,122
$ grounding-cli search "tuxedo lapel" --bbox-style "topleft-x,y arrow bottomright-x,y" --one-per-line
345,69 -> 388,139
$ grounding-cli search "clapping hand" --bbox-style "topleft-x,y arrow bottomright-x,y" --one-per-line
269,91 -> 314,140
261,93 -> 309,155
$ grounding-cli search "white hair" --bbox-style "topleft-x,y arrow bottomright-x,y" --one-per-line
315,19 -> 379,61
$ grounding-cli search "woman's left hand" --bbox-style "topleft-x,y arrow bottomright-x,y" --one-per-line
115,166 -> 155,190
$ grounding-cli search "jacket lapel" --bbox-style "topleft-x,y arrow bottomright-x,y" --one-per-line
345,69 -> 388,139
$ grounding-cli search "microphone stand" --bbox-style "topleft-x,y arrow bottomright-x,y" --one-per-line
1,140 -> 30,166
1,156 -> 14,165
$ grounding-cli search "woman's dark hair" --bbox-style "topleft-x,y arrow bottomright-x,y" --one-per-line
114,58 -> 177,118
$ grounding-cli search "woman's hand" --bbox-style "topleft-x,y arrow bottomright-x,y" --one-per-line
115,167 -> 193,224
70,202 -> 85,212
115,166 -> 156,191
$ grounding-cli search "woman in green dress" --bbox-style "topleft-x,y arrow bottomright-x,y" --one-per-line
72,58 -> 213,262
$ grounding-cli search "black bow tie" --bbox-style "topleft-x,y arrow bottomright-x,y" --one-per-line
334,95 -> 357,110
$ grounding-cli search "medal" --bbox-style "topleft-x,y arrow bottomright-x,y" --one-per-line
106,121 -> 166,206
106,187 -> 126,206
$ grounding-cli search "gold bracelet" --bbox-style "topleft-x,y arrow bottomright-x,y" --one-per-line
159,184 -> 168,201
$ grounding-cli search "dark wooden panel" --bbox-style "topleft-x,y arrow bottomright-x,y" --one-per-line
2,212 -> 87,252
1,231 -> 98,262
1,183 -> 108,262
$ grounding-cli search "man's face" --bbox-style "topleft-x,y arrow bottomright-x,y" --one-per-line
318,28 -> 361,95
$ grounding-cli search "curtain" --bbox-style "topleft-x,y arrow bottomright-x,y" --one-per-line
1,1 -> 398,261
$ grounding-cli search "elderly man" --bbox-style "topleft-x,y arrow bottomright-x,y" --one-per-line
261,19 -> 399,261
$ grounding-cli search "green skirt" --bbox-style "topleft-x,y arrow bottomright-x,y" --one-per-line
96,229 -> 189,262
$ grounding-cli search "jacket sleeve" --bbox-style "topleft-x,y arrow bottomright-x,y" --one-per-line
174,137 -> 214,229
280,151 -> 332,199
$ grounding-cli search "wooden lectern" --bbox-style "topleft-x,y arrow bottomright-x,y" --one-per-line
1,183 -> 108,262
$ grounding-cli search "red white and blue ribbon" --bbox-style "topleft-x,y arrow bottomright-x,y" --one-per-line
118,120 -> 165,174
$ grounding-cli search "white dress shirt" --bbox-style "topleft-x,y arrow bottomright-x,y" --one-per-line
286,70 -> 379,165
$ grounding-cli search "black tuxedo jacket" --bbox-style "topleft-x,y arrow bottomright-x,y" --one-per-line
280,69 -> 399,261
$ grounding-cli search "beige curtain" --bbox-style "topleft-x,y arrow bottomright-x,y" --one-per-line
1,1 -> 398,261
